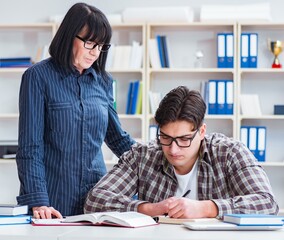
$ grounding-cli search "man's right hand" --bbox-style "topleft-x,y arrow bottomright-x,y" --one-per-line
137,197 -> 177,216
32,206 -> 63,219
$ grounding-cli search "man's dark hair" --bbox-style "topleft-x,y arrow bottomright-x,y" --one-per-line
49,2 -> 112,79
155,86 -> 206,130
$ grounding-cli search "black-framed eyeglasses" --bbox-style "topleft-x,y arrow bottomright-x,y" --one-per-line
157,128 -> 200,148
76,35 -> 111,52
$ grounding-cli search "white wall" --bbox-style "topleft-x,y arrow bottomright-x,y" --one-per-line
0,0 -> 284,23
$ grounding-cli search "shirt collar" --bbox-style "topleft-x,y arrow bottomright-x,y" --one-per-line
198,136 -> 211,164
50,58 -> 97,80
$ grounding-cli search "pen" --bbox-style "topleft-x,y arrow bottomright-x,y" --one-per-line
164,190 -> 191,216
182,189 -> 191,198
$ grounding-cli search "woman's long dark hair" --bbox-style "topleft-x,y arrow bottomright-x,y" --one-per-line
49,2 -> 112,80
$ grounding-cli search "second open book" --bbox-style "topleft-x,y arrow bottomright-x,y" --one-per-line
32,211 -> 157,228
157,215 -> 219,224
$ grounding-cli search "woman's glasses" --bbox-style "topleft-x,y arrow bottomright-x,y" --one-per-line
76,35 -> 111,52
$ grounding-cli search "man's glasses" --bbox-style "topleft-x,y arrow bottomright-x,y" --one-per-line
76,35 -> 111,52
157,128 -> 199,148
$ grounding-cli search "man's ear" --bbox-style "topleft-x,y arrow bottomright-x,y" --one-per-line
199,123 -> 206,139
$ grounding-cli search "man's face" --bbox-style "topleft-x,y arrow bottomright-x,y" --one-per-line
159,120 -> 206,175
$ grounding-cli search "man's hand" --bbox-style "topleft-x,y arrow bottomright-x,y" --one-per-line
137,197 -> 177,216
167,198 -> 218,219
32,206 -> 63,219
138,197 -> 218,218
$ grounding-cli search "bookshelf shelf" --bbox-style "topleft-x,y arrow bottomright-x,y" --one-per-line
240,115 -> 284,120
118,114 -> 144,120
149,68 -> 235,74
0,159 -> 16,163
0,114 -> 19,119
108,69 -> 144,73
205,115 -> 235,120
0,68 -> 27,73
240,68 -> 284,74
259,162 -> 284,167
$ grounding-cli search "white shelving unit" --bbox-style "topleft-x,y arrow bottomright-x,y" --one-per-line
144,21 -> 284,212
237,22 -> 284,212
100,23 -> 147,167
0,22 -> 283,212
0,23 -> 56,148
0,23 -> 56,204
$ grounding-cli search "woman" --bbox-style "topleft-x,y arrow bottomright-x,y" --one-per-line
16,2 -> 135,219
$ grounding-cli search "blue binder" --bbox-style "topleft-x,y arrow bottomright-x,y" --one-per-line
241,33 -> 249,68
217,34 -> 226,68
249,33 -> 258,68
240,126 -> 249,148
216,80 -> 226,114
257,126 -> 266,162
225,80 -> 234,115
248,127 -> 258,159
208,80 -> 217,114
241,126 -> 266,162
225,33 -> 234,68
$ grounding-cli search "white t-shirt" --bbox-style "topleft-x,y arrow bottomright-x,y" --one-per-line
174,159 -> 198,200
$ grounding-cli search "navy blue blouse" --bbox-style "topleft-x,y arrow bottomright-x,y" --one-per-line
16,58 -> 134,216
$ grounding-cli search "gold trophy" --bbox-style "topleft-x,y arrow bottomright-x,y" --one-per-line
268,40 -> 283,68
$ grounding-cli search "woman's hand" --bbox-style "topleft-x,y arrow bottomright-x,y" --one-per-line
32,206 -> 63,219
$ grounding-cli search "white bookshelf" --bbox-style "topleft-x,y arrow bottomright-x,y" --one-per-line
1,21 -> 284,212
236,23 -> 284,211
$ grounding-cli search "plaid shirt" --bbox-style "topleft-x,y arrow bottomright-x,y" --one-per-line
84,133 -> 279,217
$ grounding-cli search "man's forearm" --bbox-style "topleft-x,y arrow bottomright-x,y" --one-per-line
203,200 -> 218,218
137,202 -> 166,217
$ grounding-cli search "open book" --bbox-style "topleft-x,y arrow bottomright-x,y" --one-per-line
157,215 -> 219,225
32,211 -> 158,228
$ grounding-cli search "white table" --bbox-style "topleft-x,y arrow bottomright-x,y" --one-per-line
59,224 -> 284,240
0,224 -> 283,240
0,224 -> 75,240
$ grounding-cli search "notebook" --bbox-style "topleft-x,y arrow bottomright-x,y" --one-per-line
183,221 -> 283,231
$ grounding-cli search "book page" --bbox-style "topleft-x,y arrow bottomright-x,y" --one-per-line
64,213 -> 100,224
31,218 -> 93,226
99,212 -> 157,228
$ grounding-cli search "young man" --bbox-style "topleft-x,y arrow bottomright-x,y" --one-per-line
84,86 -> 279,218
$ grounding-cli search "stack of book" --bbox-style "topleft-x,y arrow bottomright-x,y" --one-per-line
0,204 -> 31,225
0,57 -> 32,68
223,214 -> 284,226
182,214 -> 283,231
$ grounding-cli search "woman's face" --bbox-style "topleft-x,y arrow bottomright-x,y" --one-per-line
72,32 -> 101,74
